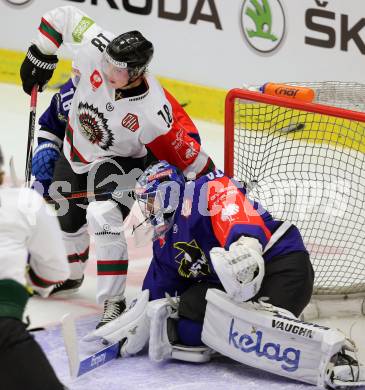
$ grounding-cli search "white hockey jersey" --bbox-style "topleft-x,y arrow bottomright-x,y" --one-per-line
0,187 -> 70,296
34,6 -> 211,176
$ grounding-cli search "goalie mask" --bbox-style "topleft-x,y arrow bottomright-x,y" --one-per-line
135,161 -> 185,240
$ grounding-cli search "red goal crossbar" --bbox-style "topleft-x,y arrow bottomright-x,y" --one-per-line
224,88 -> 365,177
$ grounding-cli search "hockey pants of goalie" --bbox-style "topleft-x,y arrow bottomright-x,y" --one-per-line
143,251 -> 314,346
51,153 -> 146,303
0,318 -> 65,390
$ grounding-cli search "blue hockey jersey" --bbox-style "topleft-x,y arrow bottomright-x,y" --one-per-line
143,170 -> 308,299
38,78 -> 76,147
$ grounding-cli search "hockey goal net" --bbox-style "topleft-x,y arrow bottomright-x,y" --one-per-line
225,82 -> 365,304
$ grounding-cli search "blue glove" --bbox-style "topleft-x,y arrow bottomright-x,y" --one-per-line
31,141 -> 60,196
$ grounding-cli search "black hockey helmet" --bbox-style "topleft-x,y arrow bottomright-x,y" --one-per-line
104,31 -> 154,82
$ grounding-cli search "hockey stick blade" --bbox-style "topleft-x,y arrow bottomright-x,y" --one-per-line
61,314 -> 121,378
77,342 -> 121,377
280,122 -> 305,133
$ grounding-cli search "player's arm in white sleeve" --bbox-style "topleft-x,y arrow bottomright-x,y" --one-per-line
32,5 -> 104,55
26,192 -> 70,297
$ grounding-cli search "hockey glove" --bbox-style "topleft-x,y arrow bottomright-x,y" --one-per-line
31,141 -> 60,196
210,236 -> 265,302
20,45 -> 58,95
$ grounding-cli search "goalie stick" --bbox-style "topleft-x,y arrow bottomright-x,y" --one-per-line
61,314 -> 122,378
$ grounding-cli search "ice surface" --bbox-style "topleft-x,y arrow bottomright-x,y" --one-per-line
34,315 -> 320,390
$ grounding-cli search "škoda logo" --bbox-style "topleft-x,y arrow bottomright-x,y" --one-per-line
241,0 -> 286,54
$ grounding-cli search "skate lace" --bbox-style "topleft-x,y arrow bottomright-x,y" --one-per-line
102,300 -> 122,322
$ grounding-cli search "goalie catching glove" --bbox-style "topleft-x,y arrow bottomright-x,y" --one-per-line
210,236 -> 265,302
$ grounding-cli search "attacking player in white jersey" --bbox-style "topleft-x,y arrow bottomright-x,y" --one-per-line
19,6 -> 215,328
0,145 -> 70,389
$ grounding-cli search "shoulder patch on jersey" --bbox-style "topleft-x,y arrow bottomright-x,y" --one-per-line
72,16 -> 95,43
90,69 -> 103,91
121,113 -> 140,132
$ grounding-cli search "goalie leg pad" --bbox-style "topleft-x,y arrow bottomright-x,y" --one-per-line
83,290 -> 150,356
147,297 -> 213,363
202,289 -> 348,387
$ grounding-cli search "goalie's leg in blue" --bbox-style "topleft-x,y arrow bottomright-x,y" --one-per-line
142,262 -> 223,346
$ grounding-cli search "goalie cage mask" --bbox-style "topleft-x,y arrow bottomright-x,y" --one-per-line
135,161 -> 185,240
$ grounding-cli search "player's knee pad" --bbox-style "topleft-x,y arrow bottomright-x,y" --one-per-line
87,200 -> 126,252
202,288 -> 353,388
84,290 -> 150,356
147,297 -> 213,363
87,200 -> 124,237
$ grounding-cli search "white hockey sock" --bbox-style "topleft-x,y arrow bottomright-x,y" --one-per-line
87,200 -> 128,304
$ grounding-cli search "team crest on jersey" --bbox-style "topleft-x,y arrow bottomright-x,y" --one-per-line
78,102 -> 114,150
90,69 -> 103,91
122,113 -> 140,132
174,240 -> 210,278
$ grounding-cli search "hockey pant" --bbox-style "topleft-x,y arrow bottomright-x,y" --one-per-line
51,153 -> 146,303
142,251 -> 314,346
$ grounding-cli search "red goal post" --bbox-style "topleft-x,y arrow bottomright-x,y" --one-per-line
224,85 -> 365,316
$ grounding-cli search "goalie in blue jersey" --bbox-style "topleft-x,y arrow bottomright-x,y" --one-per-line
86,161 -> 365,388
